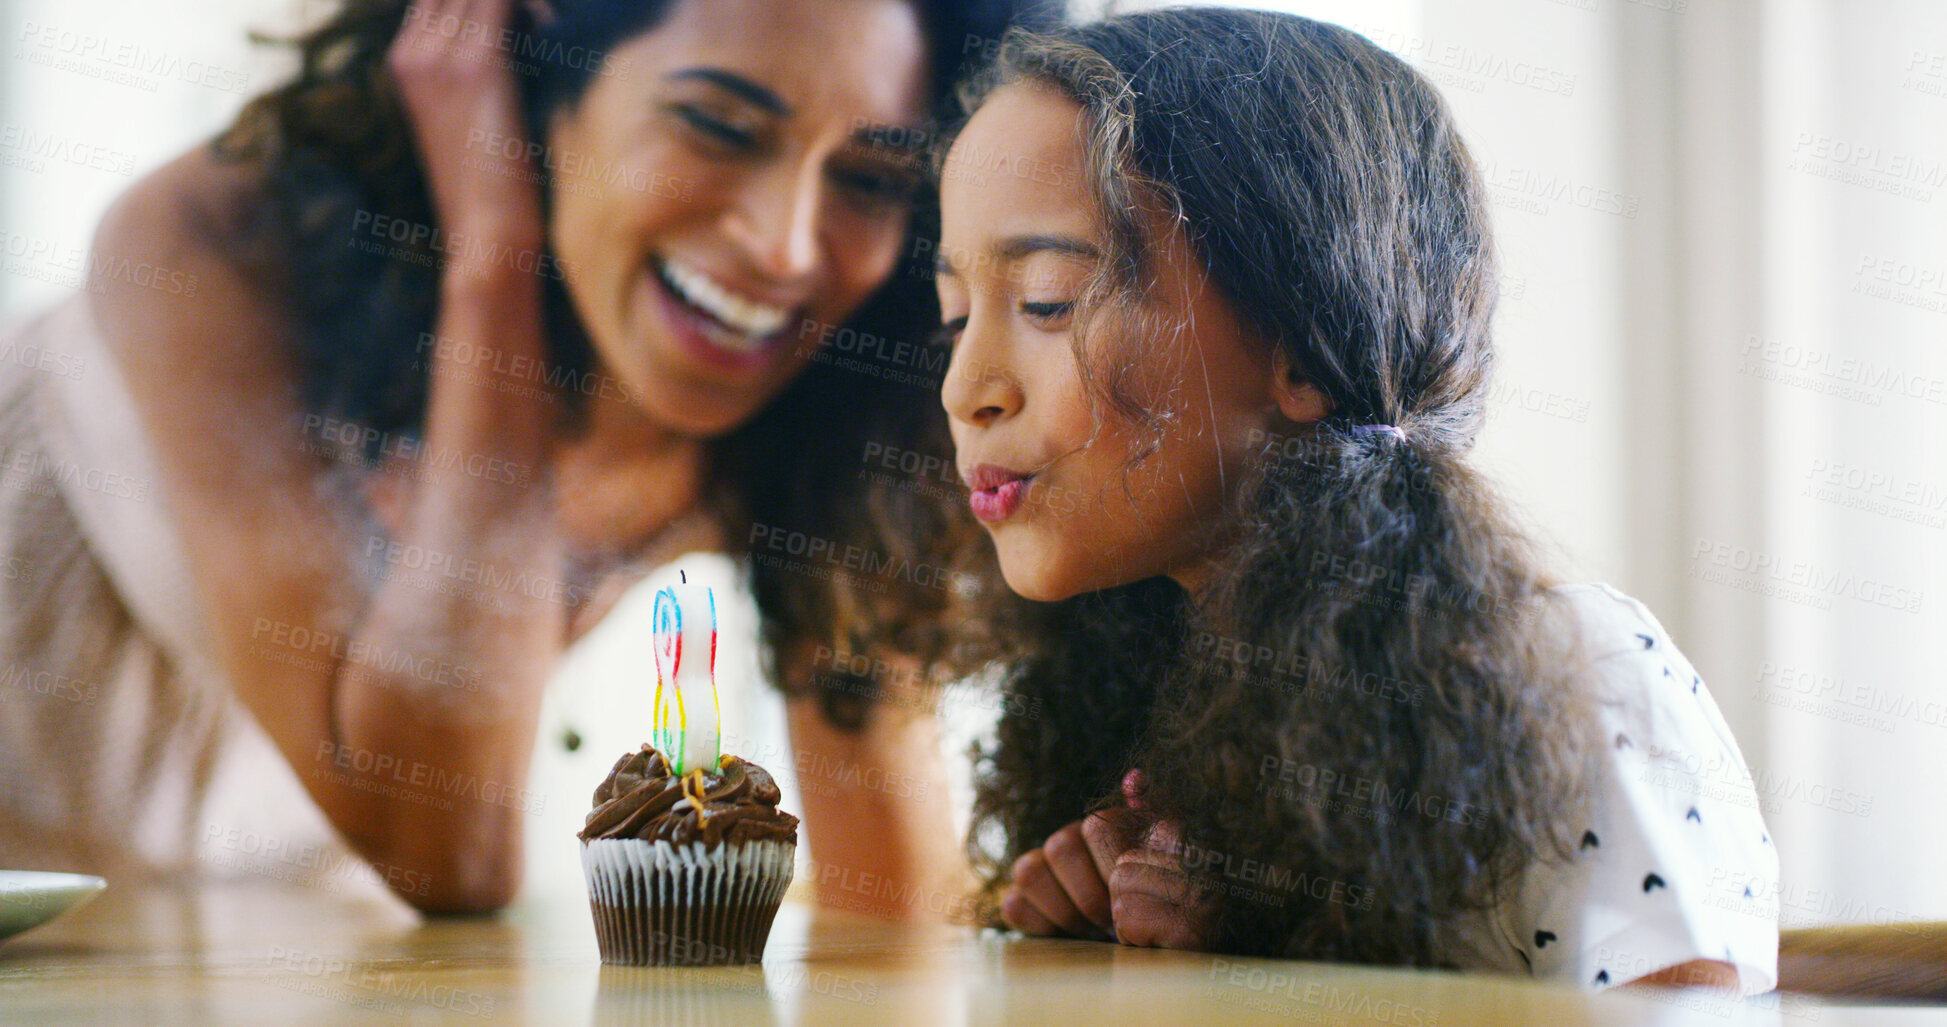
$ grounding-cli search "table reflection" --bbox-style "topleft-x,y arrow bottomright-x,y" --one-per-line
0,880 -> 1894,1026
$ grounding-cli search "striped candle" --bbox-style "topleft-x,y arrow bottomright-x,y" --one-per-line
650,572 -> 720,775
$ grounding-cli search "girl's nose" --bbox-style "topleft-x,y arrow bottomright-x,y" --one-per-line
942,316 -> 1023,428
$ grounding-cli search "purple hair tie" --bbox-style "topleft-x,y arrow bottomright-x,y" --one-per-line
1348,424 -> 1406,442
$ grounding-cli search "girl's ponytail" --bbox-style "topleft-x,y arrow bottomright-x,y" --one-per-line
1130,423 -> 1599,964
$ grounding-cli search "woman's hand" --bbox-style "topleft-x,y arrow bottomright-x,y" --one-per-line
387,0 -> 544,247
303,0 -> 571,910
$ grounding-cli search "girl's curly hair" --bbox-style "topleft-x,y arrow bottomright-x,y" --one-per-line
205,0 -> 1052,725
936,9 -> 1605,967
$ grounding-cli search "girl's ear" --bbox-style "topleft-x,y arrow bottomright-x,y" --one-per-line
1269,348 -> 1331,425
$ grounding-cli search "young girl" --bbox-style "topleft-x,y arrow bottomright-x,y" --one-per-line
928,9 -> 1779,991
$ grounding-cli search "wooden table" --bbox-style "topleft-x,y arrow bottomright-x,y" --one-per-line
0,881 -> 1931,1025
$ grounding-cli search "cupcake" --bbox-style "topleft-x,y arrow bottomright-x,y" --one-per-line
579,743 -> 798,966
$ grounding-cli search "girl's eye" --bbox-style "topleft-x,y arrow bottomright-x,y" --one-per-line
670,104 -> 760,150
1019,300 -> 1075,323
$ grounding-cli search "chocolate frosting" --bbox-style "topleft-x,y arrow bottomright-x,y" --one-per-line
579,744 -> 799,847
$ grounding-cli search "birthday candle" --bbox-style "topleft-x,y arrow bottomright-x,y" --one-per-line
650,572 -> 721,775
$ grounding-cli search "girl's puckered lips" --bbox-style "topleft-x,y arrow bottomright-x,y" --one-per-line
963,463 -> 1034,523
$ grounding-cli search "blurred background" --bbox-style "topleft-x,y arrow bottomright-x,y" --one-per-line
4,0 -> 1943,928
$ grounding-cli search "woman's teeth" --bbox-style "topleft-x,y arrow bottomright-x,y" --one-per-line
658,259 -> 791,343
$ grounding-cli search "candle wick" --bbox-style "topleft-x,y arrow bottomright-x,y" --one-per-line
680,570 -> 687,584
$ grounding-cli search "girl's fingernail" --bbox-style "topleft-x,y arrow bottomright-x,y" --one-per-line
1148,819 -> 1183,854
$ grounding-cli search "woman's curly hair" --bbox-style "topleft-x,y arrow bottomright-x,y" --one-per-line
204,0 -> 1052,725
931,9 -> 1605,967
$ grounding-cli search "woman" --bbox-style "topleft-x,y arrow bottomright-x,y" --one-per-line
0,0 -> 1042,913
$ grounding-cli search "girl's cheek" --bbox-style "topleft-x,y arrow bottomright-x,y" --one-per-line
1041,379 -> 1101,457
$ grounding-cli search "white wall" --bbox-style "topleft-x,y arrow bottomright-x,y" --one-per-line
1744,0 -> 1947,927
0,0 -> 321,321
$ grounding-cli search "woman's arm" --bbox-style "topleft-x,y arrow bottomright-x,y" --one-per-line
784,658 -> 974,921
91,175 -> 559,913
87,0 -> 567,913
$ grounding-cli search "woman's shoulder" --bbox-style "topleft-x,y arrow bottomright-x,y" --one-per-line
88,140 -> 284,342
87,139 -> 302,428
95,140 -> 265,256
83,140 -> 325,535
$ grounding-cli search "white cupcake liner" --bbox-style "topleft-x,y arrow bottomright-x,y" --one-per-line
581,837 -> 796,966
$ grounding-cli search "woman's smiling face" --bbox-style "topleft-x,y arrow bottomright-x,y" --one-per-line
546,0 -> 930,437
936,83 -> 1295,602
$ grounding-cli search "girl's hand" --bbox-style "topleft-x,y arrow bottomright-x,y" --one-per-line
1000,807 -> 1144,941
1002,770 -> 1151,939
386,0 -> 545,247
1108,819 -> 1221,951
1001,769 -> 1222,951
